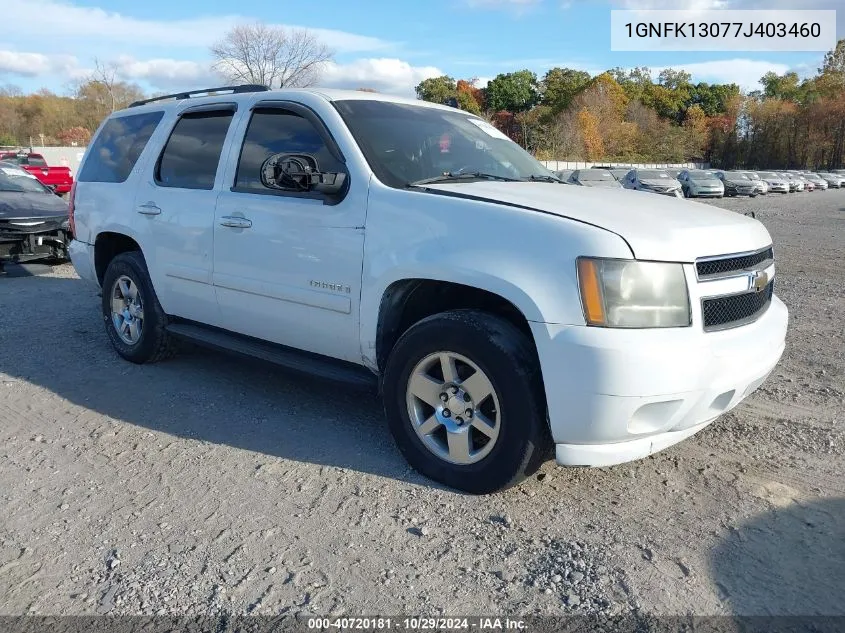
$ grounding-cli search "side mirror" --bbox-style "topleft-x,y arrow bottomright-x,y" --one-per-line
260,153 -> 348,196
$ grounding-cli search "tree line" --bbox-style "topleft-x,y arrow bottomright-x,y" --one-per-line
415,39 -> 845,169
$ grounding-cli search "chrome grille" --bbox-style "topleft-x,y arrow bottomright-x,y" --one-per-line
702,281 -> 774,331
696,247 -> 773,278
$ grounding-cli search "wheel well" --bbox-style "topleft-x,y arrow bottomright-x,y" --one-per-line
94,233 -> 141,285
376,279 -> 538,372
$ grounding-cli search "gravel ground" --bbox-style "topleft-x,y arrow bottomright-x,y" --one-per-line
0,190 -> 843,619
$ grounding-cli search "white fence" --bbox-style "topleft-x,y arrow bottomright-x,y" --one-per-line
541,160 -> 710,171
25,146 -> 87,176
15,149 -> 711,178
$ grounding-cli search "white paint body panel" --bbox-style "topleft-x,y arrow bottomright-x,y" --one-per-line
69,87 -> 789,469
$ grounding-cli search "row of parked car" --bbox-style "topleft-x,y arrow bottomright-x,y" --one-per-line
552,166 -> 845,199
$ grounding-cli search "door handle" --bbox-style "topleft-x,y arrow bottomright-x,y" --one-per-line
137,203 -> 162,216
219,216 -> 252,229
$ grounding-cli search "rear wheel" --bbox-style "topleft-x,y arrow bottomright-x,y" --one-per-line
101,252 -> 176,364
383,310 -> 550,494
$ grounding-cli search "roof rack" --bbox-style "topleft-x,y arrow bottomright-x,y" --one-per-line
129,84 -> 271,108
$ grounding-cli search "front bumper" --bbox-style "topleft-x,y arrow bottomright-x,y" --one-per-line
531,295 -> 788,467
68,239 -> 98,285
0,223 -> 70,263
692,188 -> 723,197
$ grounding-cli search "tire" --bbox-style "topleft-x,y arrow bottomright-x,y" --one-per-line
101,251 -> 176,364
383,310 -> 551,494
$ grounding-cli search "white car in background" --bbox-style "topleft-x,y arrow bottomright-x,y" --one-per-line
757,172 -> 790,194
779,172 -> 803,192
621,168 -> 683,197
677,169 -> 724,198
744,172 -> 768,195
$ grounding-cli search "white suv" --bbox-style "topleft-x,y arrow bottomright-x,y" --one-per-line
68,85 -> 788,494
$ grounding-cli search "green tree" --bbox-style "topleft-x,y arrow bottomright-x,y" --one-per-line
414,76 -> 456,104
760,71 -> 802,102
688,82 -> 740,116
609,66 -> 652,102
540,67 -> 591,113
485,70 -> 539,113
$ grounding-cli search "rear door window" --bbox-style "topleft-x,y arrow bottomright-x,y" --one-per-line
156,111 -> 235,190
78,111 -> 165,183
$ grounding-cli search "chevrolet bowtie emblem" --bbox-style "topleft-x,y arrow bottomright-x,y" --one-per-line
750,270 -> 769,292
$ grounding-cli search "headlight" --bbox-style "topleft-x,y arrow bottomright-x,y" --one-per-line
576,258 -> 691,328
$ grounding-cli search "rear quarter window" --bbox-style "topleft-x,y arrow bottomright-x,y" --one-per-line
78,111 -> 165,183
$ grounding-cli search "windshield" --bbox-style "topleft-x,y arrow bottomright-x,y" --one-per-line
689,170 -> 717,180
727,172 -> 750,179
577,170 -> 615,181
758,172 -> 778,179
0,168 -> 51,193
333,100 -> 555,188
638,170 -> 671,179
745,172 -> 761,180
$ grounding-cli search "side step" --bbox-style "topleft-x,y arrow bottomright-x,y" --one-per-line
166,322 -> 378,390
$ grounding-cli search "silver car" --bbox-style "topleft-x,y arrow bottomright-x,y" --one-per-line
817,172 -> 845,188
621,169 -> 683,197
804,173 -> 828,190
713,171 -> 758,197
553,169 -> 574,183
743,172 -> 768,195
778,172 -> 803,192
677,169 -> 724,198
567,169 -> 623,188
757,172 -> 790,194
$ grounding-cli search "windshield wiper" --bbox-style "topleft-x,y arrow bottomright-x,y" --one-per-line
408,172 -> 520,187
520,174 -> 564,183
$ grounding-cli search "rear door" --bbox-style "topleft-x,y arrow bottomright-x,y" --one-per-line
133,104 -> 238,323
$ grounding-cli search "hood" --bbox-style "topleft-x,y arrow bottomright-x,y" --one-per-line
725,178 -> 753,186
422,181 -> 771,262
690,179 -> 721,186
641,179 -> 679,188
0,191 -> 69,219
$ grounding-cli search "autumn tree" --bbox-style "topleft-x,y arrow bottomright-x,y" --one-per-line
456,79 -> 484,114
211,23 -> 334,88
577,108 -> 603,160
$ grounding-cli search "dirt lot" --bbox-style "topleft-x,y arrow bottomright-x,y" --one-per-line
0,190 -> 843,619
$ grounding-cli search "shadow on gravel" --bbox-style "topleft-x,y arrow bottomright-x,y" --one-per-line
0,276 -> 443,488
0,262 -> 55,277
710,497 -> 845,616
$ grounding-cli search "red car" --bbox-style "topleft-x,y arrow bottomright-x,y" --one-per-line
0,151 -> 74,195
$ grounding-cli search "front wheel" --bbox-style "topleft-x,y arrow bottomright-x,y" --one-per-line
383,310 -> 550,494
101,251 -> 176,364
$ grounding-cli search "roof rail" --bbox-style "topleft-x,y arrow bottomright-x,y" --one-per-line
129,84 -> 272,108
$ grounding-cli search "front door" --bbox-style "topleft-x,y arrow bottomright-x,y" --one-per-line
212,104 -> 367,363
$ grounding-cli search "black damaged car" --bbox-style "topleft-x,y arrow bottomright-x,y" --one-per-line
0,162 -> 71,271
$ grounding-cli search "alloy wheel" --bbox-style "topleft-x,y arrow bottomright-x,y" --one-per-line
405,351 -> 501,465
110,275 -> 144,345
